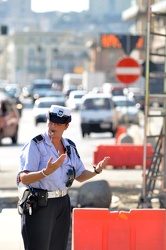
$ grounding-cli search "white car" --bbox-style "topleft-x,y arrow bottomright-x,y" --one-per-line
33,97 -> 66,125
66,90 -> 87,110
112,96 -> 141,125
80,93 -> 119,137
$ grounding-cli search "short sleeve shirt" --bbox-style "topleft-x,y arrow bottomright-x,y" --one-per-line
19,131 -> 85,191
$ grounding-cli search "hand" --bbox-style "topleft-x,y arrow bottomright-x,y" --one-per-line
96,156 -> 110,173
44,154 -> 67,175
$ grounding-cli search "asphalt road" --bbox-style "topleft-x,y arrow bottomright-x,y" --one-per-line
3,97 -> 164,203
0,105 -> 146,192
0,102 -> 162,250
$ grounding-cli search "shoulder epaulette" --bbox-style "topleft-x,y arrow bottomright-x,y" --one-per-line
66,138 -> 80,158
32,134 -> 44,144
66,138 -> 76,147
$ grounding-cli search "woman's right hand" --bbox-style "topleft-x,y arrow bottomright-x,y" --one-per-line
44,154 -> 67,175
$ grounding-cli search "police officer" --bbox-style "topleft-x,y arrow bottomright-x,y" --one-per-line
18,105 -> 110,250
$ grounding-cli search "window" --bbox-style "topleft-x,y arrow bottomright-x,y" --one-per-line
83,98 -> 111,110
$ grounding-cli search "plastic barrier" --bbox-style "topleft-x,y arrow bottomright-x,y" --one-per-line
72,208 -> 166,250
115,125 -> 127,143
130,209 -> 166,250
93,144 -> 154,168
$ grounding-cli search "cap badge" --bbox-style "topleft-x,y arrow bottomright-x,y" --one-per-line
57,109 -> 64,117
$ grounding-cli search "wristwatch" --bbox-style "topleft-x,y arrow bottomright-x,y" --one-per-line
93,166 -> 102,174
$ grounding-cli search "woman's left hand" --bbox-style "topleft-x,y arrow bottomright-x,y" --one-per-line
96,156 -> 110,173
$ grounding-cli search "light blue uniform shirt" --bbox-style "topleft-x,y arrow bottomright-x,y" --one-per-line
19,131 -> 85,191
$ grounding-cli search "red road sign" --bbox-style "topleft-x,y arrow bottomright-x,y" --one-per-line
115,57 -> 142,85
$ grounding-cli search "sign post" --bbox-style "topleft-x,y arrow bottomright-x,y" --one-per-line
115,57 -> 142,85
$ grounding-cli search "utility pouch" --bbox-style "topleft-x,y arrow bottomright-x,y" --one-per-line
36,189 -> 48,207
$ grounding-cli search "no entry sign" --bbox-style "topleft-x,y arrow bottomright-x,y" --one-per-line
115,57 -> 142,85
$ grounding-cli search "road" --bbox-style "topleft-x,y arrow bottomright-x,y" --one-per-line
0,101 -> 163,250
0,103 -> 145,191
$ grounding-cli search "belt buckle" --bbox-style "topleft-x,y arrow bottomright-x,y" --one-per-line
55,190 -> 60,197
55,190 -> 59,197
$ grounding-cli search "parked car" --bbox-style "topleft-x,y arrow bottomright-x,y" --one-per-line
80,93 -> 119,137
4,83 -> 23,116
33,97 -> 66,125
0,91 -> 20,145
112,96 -> 141,125
66,90 -> 87,110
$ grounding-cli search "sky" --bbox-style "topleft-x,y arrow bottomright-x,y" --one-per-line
31,0 -> 89,13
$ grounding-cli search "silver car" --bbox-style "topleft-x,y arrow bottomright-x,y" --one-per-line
112,96 -> 141,125
33,97 -> 66,126
80,93 -> 119,137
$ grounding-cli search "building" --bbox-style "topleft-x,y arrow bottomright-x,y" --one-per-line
122,0 -> 166,93
0,0 -> 147,87
89,0 -> 130,18
0,31 -> 93,86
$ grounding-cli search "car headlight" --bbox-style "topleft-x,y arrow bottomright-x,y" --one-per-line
33,94 -> 39,99
16,103 -> 23,110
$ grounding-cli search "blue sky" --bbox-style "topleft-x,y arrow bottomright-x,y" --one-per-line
31,0 -> 89,13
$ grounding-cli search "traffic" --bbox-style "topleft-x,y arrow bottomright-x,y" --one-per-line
0,93 -> 147,188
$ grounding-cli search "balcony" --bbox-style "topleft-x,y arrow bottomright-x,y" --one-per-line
122,4 -> 147,21
151,1 -> 166,13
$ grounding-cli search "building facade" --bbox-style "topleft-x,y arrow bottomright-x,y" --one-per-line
0,31 -> 94,86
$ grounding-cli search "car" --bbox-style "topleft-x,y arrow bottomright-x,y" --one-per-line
45,90 -> 66,106
22,85 -> 33,98
66,90 -> 87,110
31,79 -> 53,103
63,86 -> 79,98
112,96 -> 141,125
133,94 -> 145,111
33,97 -> 66,125
4,83 -> 23,117
80,93 -> 119,137
102,83 -> 125,96
0,91 -> 20,145
91,87 -> 104,93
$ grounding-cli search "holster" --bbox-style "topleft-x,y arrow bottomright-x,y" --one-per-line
18,184 -> 48,215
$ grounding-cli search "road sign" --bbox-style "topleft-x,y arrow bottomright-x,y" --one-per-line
115,57 -> 142,85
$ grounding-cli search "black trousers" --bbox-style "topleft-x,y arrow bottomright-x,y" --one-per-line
21,194 -> 71,250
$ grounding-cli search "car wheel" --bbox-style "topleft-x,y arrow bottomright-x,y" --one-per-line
0,131 -> 2,145
112,129 -> 117,138
35,119 -> 38,126
11,126 -> 18,144
81,130 -> 85,138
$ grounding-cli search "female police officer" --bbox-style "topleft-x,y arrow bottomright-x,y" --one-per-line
18,105 -> 110,250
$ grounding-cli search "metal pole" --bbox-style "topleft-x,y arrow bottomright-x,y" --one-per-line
163,25 -> 166,190
142,0 -> 151,199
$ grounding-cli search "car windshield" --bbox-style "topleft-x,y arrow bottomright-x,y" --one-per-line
74,94 -> 84,99
114,100 -> 135,107
83,98 -> 111,110
38,102 -> 52,108
33,84 -> 51,90
45,91 -> 64,98
112,89 -> 124,96
38,100 -> 65,108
